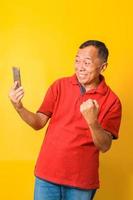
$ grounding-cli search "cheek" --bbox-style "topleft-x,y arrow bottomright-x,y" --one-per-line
85,71 -> 99,81
75,67 -> 83,75
74,64 -> 78,71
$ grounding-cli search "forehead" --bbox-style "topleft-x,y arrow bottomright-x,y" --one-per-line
76,45 -> 99,59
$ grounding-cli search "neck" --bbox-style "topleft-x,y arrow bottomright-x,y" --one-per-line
82,76 -> 100,91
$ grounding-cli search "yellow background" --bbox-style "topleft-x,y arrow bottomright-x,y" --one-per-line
0,0 -> 133,199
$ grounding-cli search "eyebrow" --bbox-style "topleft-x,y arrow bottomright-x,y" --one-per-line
76,55 -> 92,60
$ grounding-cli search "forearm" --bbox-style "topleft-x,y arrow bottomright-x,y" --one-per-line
13,103 -> 45,130
9,83 -> 48,130
88,120 -> 112,153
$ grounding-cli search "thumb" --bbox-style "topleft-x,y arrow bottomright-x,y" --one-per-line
12,81 -> 18,90
93,100 -> 99,109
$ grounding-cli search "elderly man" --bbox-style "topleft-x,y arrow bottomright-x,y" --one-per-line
9,40 -> 122,200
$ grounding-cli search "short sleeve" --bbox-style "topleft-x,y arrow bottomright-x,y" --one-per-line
37,81 -> 58,117
101,99 -> 122,139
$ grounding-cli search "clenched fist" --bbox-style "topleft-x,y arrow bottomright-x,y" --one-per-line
80,99 -> 99,125
9,81 -> 24,110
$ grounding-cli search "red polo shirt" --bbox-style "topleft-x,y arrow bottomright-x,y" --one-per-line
34,74 -> 122,189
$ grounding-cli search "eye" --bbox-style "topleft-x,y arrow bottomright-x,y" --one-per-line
75,59 -> 80,63
84,62 -> 90,66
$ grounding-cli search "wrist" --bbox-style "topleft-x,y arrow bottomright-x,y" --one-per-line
88,119 -> 100,130
13,101 -> 24,112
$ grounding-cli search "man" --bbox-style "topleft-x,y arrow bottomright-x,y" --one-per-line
9,40 -> 122,200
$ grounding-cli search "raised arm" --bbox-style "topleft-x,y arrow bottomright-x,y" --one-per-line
9,82 -> 49,130
80,99 -> 112,153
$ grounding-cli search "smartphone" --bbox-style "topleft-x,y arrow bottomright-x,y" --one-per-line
12,67 -> 21,89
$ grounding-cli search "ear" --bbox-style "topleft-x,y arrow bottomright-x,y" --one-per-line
100,62 -> 108,73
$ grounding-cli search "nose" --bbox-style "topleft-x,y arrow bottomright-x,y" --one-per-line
78,61 -> 86,71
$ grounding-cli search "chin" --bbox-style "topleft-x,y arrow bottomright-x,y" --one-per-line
78,77 -> 90,85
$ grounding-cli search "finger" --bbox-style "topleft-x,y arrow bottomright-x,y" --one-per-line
15,86 -> 23,93
86,99 -> 94,104
12,87 -> 24,98
15,91 -> 24,99
80,101 -> 90,112
11,81 -> 18,90
80,102 -> 86,112
86,99 -> 94,107
17,94 -> 24,102
80,103 -> 84,112
87,99 -> 93,102
93,100 -> 99,109
15,93 -> 24,102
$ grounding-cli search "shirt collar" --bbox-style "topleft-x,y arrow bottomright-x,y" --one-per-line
69,73 -> 108,95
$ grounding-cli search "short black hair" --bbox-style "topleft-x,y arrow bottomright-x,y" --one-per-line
79,40 -> 109,62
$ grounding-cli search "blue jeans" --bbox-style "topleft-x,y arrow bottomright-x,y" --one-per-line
34,177 -> 97,200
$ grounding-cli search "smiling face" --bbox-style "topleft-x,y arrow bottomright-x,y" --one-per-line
75,45 -> 107,88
